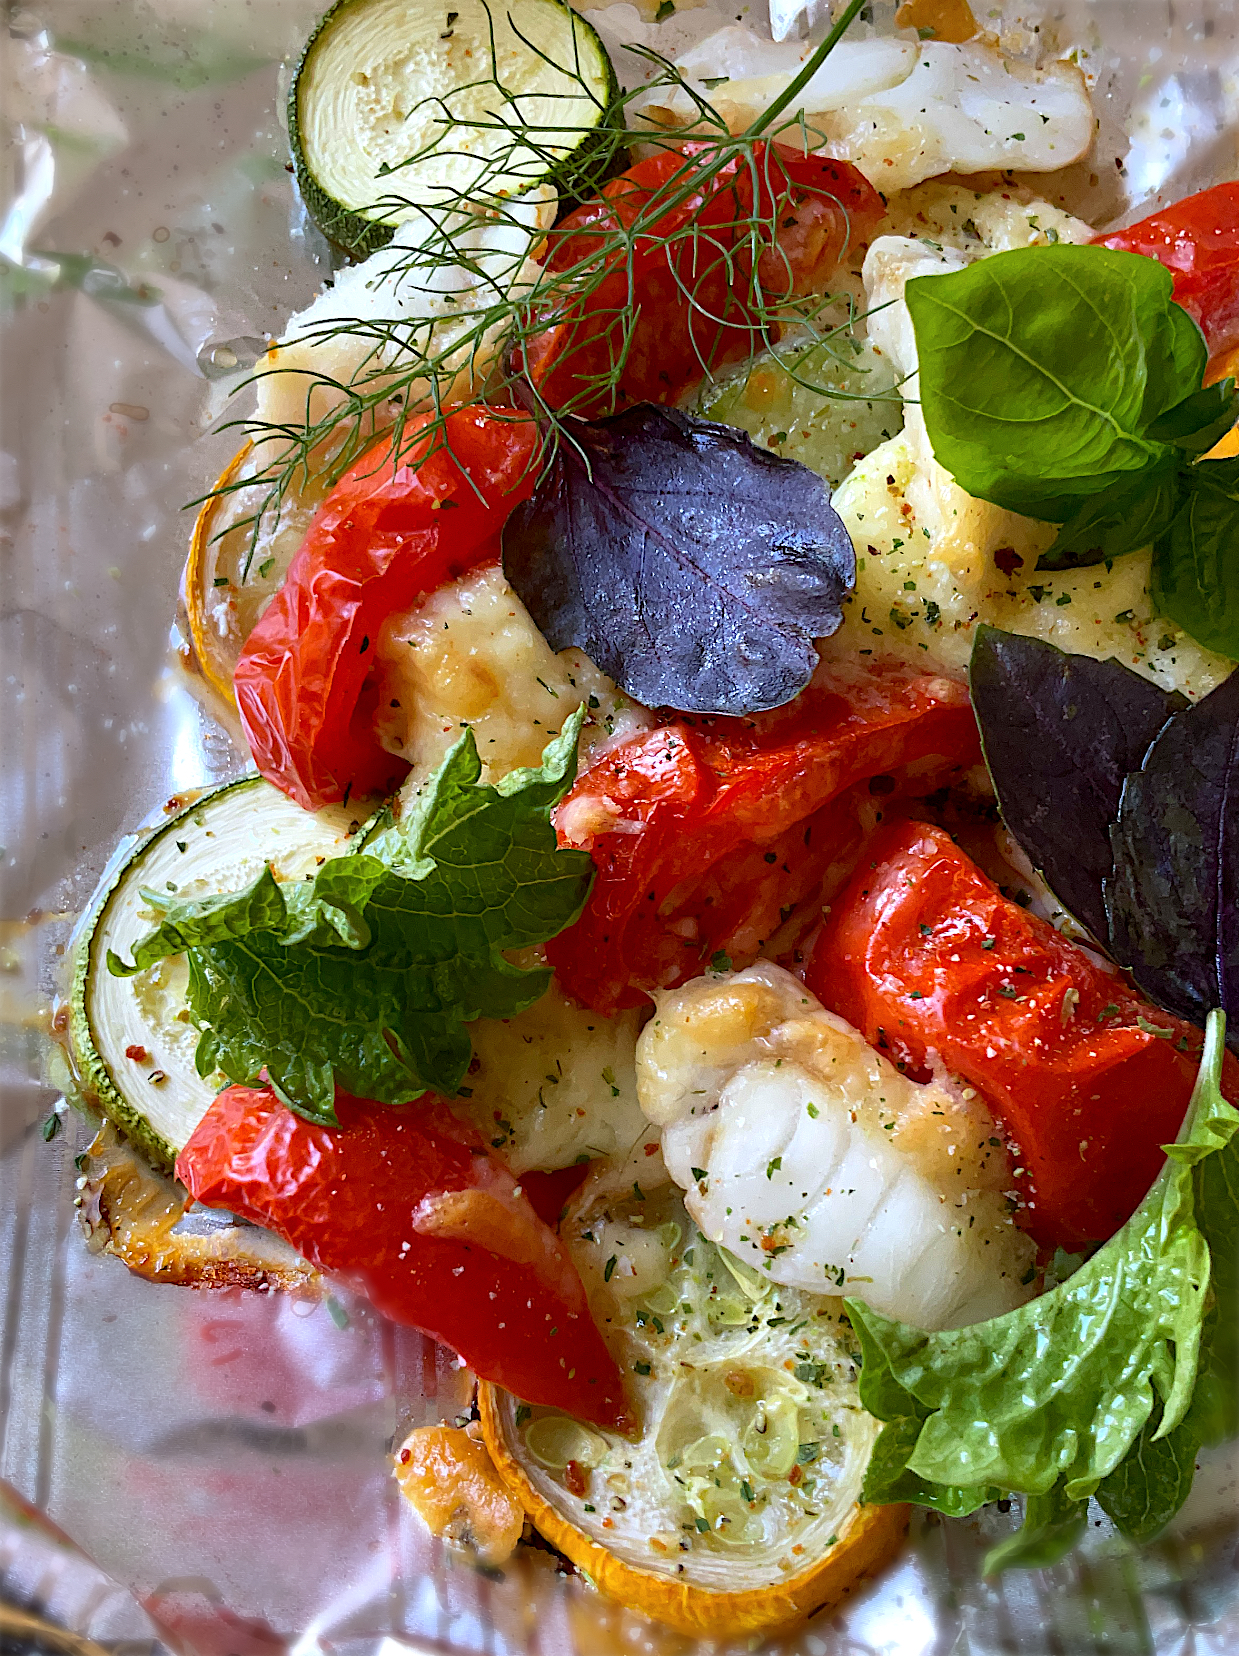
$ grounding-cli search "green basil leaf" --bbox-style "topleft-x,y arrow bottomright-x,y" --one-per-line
847,1013 -> 1236,1512
1152,455 -> 1239,658
1140,298 -> 1213,428
907,245 -> 1198,522
113,713 -> 594,1123
1147,377 -> 1239,454
1037,459 -> 1185,571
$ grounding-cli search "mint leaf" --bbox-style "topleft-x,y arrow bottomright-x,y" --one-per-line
907,245 -> 1206,524
111,715 -> 594,1123
1152,455 -> 1239,658
108,865 -> 291,975
848,1013 -> 1237,1554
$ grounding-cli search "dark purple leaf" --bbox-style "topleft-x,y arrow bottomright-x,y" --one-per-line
969,626 -> 1185,942
502,404 -> 855,715
1105,668 -> 1239,1051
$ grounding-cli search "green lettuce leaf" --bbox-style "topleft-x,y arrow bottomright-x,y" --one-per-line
1096,1089 -> 1239,1539
109,713 -> 594,1124
983,1486 -> 1088,1575
849,1012 -> 1238,1563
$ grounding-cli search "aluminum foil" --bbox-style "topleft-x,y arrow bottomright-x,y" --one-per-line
2,1 -> 1237,1651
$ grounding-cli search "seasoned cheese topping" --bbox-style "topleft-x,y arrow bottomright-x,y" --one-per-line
825,186 -> 1236,700
454,979 -> 648,1174
376,562 -> 641,793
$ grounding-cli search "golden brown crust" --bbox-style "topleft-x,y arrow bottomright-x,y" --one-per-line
79,1120 -> 314,1290
478,1383 -> 909,1639
394,1424 -> 526,1566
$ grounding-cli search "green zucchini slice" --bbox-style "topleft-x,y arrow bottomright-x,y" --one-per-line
71,778 -> 359,1173
289,0 -> 620,257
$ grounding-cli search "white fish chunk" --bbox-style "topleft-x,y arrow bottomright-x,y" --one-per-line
819,43 -> 1093,194
633,28 -> 1093,194
637,962 -> 1035,1329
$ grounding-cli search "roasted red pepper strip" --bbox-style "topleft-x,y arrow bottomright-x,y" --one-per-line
527,143 -> 885,416
176,1086 -> 629,1427
806,820 -> 1239,1251
234,408 -> 539,811
1094,182 -> 1239,357
549,664 -> 981,1014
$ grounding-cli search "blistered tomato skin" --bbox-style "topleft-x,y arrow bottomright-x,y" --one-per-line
1094,181 -> 1239,357
548,664 -> 982,1015
527,144 -> 885,416
807,820 -> 1237,1251
176,1086 -> 629,1427
233,408 -> 539,811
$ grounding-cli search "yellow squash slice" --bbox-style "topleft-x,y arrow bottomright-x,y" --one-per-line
182,443 -> 328,714
479,1156 -> 908,1639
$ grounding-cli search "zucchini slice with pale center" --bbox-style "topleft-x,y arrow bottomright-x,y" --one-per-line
71,778 -> 360,1173
290,0 -> 619,256
479,1158 -> 907,1637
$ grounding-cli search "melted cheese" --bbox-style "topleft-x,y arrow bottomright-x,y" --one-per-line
454,980 -> 648,1174
375,562 -> 642,794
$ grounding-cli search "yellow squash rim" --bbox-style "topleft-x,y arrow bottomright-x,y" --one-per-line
478,1382 -> 909,1640
184,442 -> 252,711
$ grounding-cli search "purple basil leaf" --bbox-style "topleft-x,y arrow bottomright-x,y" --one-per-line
969,626 -> 1185,943
502,404 -> 855,715
1105,668 -> 1239,1051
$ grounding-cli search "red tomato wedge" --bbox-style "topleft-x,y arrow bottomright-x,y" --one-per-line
176,1086 -> 629,1427
1094,181 -> 1239,358
526,143 -> 885,416
234,408 -> 539,811
806,820 -> 1238,1251
548,664 -> 982,1014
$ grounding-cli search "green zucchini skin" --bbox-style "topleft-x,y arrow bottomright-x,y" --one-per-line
288,0 -> 621,260
70,778 -> 359,1174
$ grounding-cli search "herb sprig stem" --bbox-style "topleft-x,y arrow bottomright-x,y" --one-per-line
207,0 -> 883,569
748,0 -> 868,137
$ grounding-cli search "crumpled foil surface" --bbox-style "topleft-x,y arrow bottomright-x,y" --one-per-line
1,2 -> 1237,1652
